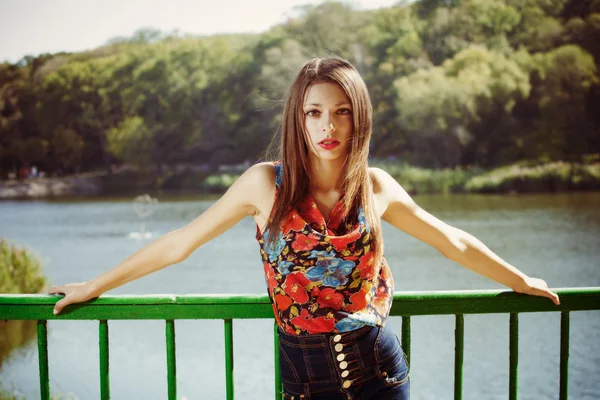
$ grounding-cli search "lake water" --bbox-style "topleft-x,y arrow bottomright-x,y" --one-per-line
1,193 -> 599,400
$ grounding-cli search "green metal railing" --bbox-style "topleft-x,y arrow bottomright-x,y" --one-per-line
1,287 -> 599,399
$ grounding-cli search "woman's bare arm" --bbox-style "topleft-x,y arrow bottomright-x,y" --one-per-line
49,162 -> 276,314
370,167 -> 560,305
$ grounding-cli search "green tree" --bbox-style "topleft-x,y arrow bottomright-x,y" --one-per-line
529,45 -> 599,160
37,59 -> 113,172
394,46 -> 531,167
360,5 -> 430,159
0,239 -> 48,369
107,116 -> 154,167
1,0 -> 599,181
52,127 -> 84,172
420,0 -> 521,65
506,0 -> 567,52
283,2 -> 367,60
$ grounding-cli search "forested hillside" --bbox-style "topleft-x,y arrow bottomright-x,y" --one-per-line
1,0 -> 598,178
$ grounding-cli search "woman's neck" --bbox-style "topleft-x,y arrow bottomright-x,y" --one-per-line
308,156 -> 346,194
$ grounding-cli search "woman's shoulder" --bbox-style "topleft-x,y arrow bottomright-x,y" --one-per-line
368,166 -> 414,213
367,166 -> 414,217
240,161 -> 278,220
368,166 -> 389,195
242,161 -> 278,190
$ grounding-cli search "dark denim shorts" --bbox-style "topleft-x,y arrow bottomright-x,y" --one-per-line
277,324 -> 410,399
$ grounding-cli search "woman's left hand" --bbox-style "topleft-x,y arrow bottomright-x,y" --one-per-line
514,277 -> 560,305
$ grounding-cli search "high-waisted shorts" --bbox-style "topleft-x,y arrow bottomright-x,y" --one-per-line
277,324 -> 410,399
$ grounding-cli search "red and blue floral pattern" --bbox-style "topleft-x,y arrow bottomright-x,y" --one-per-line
256,161 -> 394,335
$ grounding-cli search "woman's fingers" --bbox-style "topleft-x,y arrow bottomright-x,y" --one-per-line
541,288 -> 560,306
49,283 -> 78,295
53,296 -> 71,315
525,278 -> 560,306
532,286 -> 560,305
48,286 -> 65,295
49,283 -> 90,315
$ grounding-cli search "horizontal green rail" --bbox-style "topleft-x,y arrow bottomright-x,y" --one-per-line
2,287 -> 599,320
1,287 -> 599,400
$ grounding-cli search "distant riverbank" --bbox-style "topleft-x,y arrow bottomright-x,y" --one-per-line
0,174 -> 102,199
1,161 -> 599,200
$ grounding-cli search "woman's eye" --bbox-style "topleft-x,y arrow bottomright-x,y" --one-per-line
305,109 -> 351,116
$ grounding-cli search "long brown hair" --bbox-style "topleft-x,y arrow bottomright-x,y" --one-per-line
265,57 -> 383,264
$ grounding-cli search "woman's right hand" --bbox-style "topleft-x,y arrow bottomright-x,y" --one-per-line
49,282 -> 97,315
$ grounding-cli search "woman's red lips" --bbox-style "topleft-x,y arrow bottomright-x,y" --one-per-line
318,139 -> 340,150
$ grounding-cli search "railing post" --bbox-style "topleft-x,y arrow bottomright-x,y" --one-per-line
37,320 -> 50,400
274,322 -> 282,400
559,311 -> 570,400
454,314 -> 464,400
401,315 -> 411,366
99,320 -> 110,400
224,319 -> 234,400
509,313 -> 519,400
166,319 -> 177,400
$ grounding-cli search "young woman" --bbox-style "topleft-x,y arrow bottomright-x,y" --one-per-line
50,57 -> 560,399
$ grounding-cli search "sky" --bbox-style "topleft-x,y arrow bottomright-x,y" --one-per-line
0,0 -> 400,63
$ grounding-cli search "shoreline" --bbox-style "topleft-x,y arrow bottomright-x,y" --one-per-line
1,161 -> 599,200
0,176 -> 102,200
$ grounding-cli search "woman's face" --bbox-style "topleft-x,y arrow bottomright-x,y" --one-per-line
302,81 -> 353,162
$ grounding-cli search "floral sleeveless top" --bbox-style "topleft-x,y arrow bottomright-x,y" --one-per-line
256,161 -> 394,335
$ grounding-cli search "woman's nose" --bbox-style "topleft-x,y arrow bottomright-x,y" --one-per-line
322,122 -> 336,133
